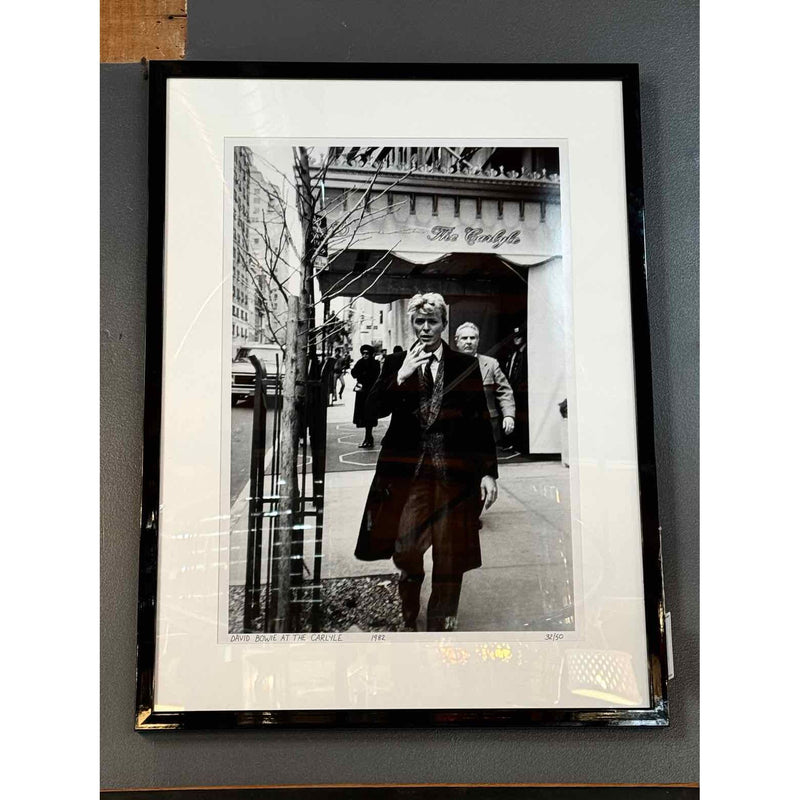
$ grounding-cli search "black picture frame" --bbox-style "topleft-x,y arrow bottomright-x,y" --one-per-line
136,61 -> 668,730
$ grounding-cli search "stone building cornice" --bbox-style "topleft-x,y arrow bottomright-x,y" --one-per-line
310,163 -> 561,203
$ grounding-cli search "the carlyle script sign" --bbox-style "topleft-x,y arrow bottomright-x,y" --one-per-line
427,225 -> 522,249
327,206 -> 561,259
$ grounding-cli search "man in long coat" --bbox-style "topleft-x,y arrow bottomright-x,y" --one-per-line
354,293 -> 498,632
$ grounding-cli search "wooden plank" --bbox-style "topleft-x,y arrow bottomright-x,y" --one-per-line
100,786 -> 700,798
100,0 -> 186,62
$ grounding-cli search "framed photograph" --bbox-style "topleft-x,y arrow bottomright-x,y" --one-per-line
136,62 -> 668,728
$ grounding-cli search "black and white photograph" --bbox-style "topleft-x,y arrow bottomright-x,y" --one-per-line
226,144 -> 575,636
136,67 -> 665,724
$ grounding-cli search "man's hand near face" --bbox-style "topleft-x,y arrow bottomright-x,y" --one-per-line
397,341 -> 434,384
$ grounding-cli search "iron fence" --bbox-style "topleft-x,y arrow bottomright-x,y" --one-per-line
242,353 -> 334,632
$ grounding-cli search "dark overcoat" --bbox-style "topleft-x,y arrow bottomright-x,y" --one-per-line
350,356 -> 380,428
504,344 -> 529,453
354,344 -> 498,574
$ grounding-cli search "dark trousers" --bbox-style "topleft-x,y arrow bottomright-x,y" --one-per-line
512,388 -> 529,455
392,463 -> 464,632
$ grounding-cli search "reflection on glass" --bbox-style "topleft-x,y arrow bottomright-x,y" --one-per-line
565,649 -> 642,706
226,143 -> 574,638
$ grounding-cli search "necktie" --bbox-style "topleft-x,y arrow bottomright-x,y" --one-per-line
423,355 -> 435,397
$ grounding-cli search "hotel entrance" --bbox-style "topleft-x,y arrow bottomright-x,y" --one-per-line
316,151 -> 566,458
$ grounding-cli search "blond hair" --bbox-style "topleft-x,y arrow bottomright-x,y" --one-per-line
407,292 -> 447,326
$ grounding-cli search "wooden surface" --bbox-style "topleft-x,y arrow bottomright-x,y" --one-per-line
100,786 -> 700,799
100,0 -> 186,62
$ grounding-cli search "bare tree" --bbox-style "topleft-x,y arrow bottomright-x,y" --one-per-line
236,144 -> 417,631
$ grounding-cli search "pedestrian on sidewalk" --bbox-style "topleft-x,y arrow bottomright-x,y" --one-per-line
454,321 -> 515,529
354,293 -> 498,632
351,344 -> 380,448
454,322 -> 515,445
332,347 -> 347,401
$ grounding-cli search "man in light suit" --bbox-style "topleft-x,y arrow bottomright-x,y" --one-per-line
454,322 -> 515,445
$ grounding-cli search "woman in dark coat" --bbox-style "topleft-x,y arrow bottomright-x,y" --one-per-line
351,344 -> 381,448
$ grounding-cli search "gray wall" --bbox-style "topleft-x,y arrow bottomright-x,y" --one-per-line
100,0 -> 698,789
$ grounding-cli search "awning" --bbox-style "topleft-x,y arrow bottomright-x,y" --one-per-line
391,251 -> 556,268
317,249 -> 555,303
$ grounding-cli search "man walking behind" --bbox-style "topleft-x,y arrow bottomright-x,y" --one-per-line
453,322 -> 515,445
354,293 -> 498,632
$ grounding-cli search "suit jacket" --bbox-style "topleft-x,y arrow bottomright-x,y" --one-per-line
477,354 -> 515,420
354,343 -> 497,574
504,344 -> 528,391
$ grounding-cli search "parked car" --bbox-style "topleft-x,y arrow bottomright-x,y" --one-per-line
231,342 -> 283,404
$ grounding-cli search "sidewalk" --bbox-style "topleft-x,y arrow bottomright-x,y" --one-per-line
322,378 -> 574,632
230,375 -> 574,632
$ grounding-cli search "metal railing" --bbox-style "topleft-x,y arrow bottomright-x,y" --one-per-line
242,353 -> 334,633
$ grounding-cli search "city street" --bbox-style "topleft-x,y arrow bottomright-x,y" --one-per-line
230,400 -> 277,506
